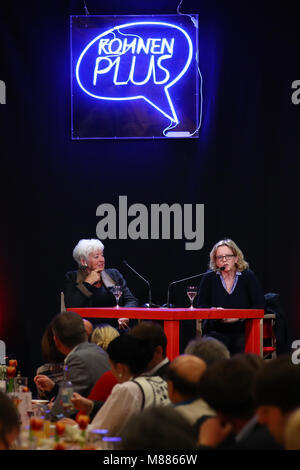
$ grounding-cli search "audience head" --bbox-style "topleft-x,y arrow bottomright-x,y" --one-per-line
91,324 -> 120,350
41,321 -> 65,363
284,408 -> 300,450
184,336 -> 230,366
120,406 -> 197,450
129,321 -> 167,370
198,355 -> 260,427
0,392 -> 21,450
52,311 -> 87,354
167,354 -> 207,403
72,238 -> 104,267
83,319 -> 93,340
254,354 -> 300,444
106,334 -> 153,382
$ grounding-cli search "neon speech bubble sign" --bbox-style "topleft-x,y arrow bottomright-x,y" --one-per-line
71,15 -> 200,139
75,22 -> 193,124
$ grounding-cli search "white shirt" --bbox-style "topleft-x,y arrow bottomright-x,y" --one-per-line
90,380 -> 143,436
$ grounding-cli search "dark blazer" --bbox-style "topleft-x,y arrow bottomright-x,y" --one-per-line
63,268 -> 139,308
50,341 -> 110,420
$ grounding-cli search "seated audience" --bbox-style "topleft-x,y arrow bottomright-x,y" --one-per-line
67,334 -> 170,436
34,311 -> 110,420
35,321 -> 65,399
167,354 -> 215,426
129,321 -> 170,378
254,354 -> 300,448
184,336 -> 230,366
120,406 -> 198,450
284,408 -> 300,450
63,238 -> 138,330
91,324 -> 120,350
0,391 -> 21,450
197,354 -> 280,449
71,321 -> 169,418
83,319 -> 93,340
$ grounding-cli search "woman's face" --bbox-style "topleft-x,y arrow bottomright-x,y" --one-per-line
215,245 -> 237,273
86,249 -> 105,272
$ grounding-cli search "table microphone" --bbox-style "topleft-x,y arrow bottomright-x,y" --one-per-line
165,266 -> 225,307
123,260 -> 160,308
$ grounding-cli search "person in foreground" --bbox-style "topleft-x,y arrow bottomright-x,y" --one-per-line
0,391 -> 21,450
197,354 -> 280,450
167,354 -> 215,426
120,406 -> 198,450
195,238 -> 265,354
63,334 -> 170,436
254,354 -> 300,448
63,238 -> 139,329
34,311 -> 110,420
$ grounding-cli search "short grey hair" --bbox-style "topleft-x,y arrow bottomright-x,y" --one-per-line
184,336 -> 230,367
72,239 -> 104,265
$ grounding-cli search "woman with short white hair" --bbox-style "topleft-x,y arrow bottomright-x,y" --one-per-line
63,239 -> 139,329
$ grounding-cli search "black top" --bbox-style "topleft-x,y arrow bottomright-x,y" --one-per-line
63,268 -> 139,308
194,269 -> 265,310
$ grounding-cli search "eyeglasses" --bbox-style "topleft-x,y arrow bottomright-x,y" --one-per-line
216,254 -> 235,261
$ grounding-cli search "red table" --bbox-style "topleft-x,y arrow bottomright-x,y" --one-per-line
68,307 -> 264,360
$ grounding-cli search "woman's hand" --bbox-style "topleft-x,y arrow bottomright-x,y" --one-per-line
118,318 -> 129,330
71,392 -> 94,415
85,270 -> 101,285
34,375 -> 55,392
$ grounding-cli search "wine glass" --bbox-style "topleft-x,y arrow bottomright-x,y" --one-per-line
112,285 -> 122,308
186,286 -> 197,308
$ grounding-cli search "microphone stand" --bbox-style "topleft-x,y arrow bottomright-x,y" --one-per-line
123,260 -> 160,308
165,272 -> 208,307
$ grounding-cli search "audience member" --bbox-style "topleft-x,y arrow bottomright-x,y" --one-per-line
254,354 -> 300,448
69,335 -> 170,436
284,407 -> 300,450
0,392 -> 21,450
129,321 -> 170,378
83,319 -> 93,340
91,324 -> 120,350
120,406 -> 197,450
71,322 -> 169,419
35,321 -> 65,399
77,325 -> 120,416
197,354 -> 279,449
184,336 -> 230,366
167,354 -> 215,426
34,311 -> 110,420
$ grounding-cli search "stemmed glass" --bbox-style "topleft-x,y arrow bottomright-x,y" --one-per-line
186,286 -> 197,309
112,285 -> 122,308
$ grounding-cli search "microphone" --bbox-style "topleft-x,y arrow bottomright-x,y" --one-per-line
123,260 -> 160,308
165,267 -> 225,307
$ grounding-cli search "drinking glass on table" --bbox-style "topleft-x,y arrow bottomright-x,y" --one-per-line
186,286 -> 197,308
112,285 -> 122,308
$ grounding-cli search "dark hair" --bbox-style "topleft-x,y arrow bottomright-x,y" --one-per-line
41,322 -> 65,363
52,311 -> 87,349
129,321 -> 167,357
254,354 -> 300,412
167,367 -> 200,398
107,335 -> 153,375
198,356 -> 259,420
0,391 -> 21,449
120,406 -> 197,450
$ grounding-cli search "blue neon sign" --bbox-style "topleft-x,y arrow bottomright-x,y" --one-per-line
71,15 -> 200,139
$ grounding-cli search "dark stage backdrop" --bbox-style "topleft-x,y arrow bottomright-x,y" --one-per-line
0,0 -> 300,386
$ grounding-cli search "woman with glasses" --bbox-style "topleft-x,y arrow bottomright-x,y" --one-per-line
195,239 -> 265,354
